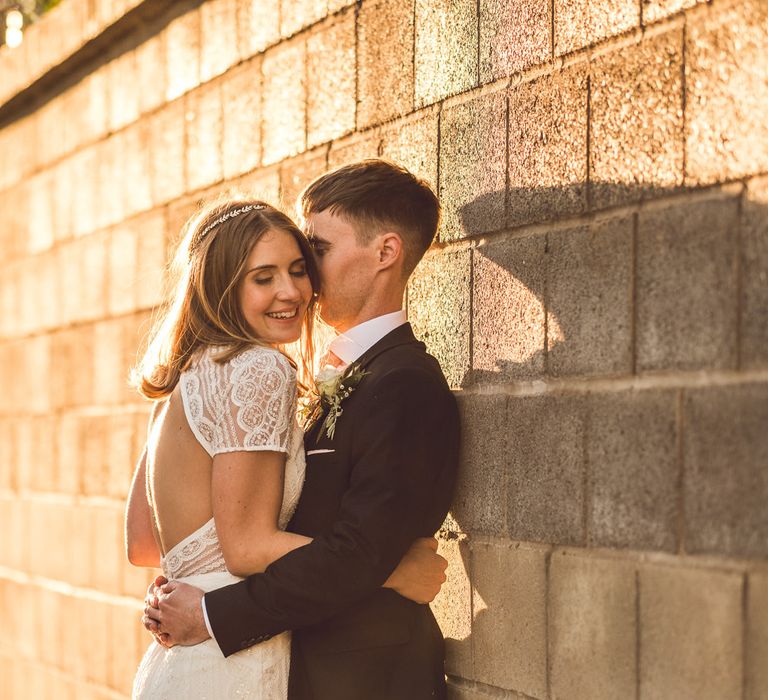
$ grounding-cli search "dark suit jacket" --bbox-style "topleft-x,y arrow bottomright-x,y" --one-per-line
204,323 -> 460,699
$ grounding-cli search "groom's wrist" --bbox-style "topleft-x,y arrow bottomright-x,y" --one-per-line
200,595 -> 216,640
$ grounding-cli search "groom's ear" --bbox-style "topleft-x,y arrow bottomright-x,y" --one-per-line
376,231 -> 403,270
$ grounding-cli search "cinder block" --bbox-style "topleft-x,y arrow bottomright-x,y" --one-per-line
231,167 -> 282,206
549,551 -> 636,699
415,0 -> 478,107
56,413 -> 83,494
70,148 -> 99,238
439,91 -> 506,239
135,34 -> 166,115
506,394 -> 586,545
508,65 -> 588,226
107,225 -> 138,316
407,249 -> 471,389
741,177 -> 768,368
554,0 -> 639,56
452,394 -> 509,535
149,101 -> 186,206
109,600 -> 146,693
640,564 -> 743,699
36,587 -> 62,669
643,0 -> 705,24
96,133 -> 126,231
748,572 -> 768,700
200,0 -> 240,83
26,171 -> 55,254
686,0 -> 768,185
358,0 -> 414,129
307,14 -> 356,148
480,0 -> 550,83
547,216 -> 633,376
262,39 -> 306,164
90,504 -> 124,593
431,536 -> 472,677
471,234 -> 546,381
280,149 -> 328,215
470,541 -> 548,697
135,209 -> 169,311
79,234 -> 109,323
85,598 -> 111,685
222,59 -> 262,180
237,0 -> 280,59
185,83 -> 224,193
636,196 -> 738,372
81,414 -> 110,497
50,326 -> 94,410
380,110 -> 439,188
327,132 -> 382,171
107,51 -> 139,133
164,9 -> 201,101
281,0 -> 327,38
683,382 -> 768,558
122,121 -> 154,218
587,389 -> 677,551
106,412 -> 137,500
590,30 -> 684,208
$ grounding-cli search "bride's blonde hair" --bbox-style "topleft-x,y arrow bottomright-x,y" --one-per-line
133,198 -> 319,400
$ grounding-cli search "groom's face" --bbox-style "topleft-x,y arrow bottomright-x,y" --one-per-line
304,210 -> 378,332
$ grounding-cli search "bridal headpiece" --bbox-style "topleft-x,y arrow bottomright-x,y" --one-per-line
189,204 -> 265,256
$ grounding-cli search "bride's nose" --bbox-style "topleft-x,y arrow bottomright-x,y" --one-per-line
275,275 -> 302,302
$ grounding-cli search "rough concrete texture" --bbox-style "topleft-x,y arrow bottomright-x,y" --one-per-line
279,149 -> 329,215
471,234 -> 546,382
546,216 -> 633,377
439,91 -> 507,240
748,572 -> 768,699
222,60 -> 262,180
107,52 -> 139,134
164,9 -> 201,101
149,102 -> 186,206
479,0 -> 551,83
741,176 -> 768,368
407,249 -> 471,389
549,551 -> 636,699
555,0 -> 639,56
200,0 -> 240,83
640,565 -> 743,700
431,536 -> 472,677
508,65 -> 588,226
262,39 -> 306,164
636,196 -> 738,372
280,0 -> 327,37
327,132 -> 382,170
587,389 -> 678,551
380,111 -> 439,187
590,29 -> 684,208
185,83 -> 224,192
415,0 -> 478,107
358,0 -> 414,129
507,394 -> 585,545
642,0 -> 705,25
470,541 -> 548,697
452,394 -> 509,535
683,382 -> 768,558
236,0 -> 280,58
307,14 -> 356,148
686,0 -> 768,184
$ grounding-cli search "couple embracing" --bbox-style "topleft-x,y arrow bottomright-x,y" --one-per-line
125,159 -> 461,699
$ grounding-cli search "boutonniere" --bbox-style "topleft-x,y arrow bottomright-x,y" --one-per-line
300,363 -> 369,441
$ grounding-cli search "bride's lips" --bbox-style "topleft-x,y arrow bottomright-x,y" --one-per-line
265,308 -> 301,321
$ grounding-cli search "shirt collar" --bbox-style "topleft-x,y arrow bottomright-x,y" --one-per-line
329,310 -> 408,365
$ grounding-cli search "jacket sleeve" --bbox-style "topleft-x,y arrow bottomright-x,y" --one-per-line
203,366 -> 460,657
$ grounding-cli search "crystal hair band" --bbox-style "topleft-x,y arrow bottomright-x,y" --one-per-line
198,204 -> 265,240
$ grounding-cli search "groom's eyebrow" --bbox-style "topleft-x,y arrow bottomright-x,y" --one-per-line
308,235 -> 330,247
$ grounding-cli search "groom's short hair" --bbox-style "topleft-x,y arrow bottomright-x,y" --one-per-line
299,159 -> 440,277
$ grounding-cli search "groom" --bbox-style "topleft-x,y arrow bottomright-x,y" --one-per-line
145,160 -> 460,699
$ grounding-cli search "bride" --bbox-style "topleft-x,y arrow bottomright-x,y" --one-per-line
125,200 -> 319,698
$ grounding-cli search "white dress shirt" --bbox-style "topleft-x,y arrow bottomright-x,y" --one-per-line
201,309 -> 408,642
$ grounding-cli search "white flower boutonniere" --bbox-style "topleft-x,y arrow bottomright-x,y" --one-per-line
301,363 -> 369,441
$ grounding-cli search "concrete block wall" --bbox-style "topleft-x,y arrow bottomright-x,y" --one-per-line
0,0 -> 766,697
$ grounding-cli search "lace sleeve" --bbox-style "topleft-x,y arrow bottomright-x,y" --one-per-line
209,347 -> 297,456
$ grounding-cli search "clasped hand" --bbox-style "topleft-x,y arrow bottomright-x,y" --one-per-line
142,537 -> 448,646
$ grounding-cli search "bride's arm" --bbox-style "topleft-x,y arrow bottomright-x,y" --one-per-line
212,450 -> 311,577
125,446 -> 161,567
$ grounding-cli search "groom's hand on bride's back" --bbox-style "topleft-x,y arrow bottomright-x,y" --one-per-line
142,577 -> 210,648
384,537 -> 448,604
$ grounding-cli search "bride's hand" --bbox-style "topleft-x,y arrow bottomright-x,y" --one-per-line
143,581 -> 210,648
384,537 -> 448,604
142,575 -> 171,645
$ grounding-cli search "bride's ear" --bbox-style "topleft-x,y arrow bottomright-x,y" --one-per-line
376,232 -> 403,270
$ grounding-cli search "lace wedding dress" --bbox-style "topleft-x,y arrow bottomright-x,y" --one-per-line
132,345 -> 306,700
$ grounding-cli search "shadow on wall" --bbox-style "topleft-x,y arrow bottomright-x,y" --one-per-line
424,179 -> 767,697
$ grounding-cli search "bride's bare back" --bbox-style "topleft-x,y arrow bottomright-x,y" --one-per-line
146,389 -> 213,555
